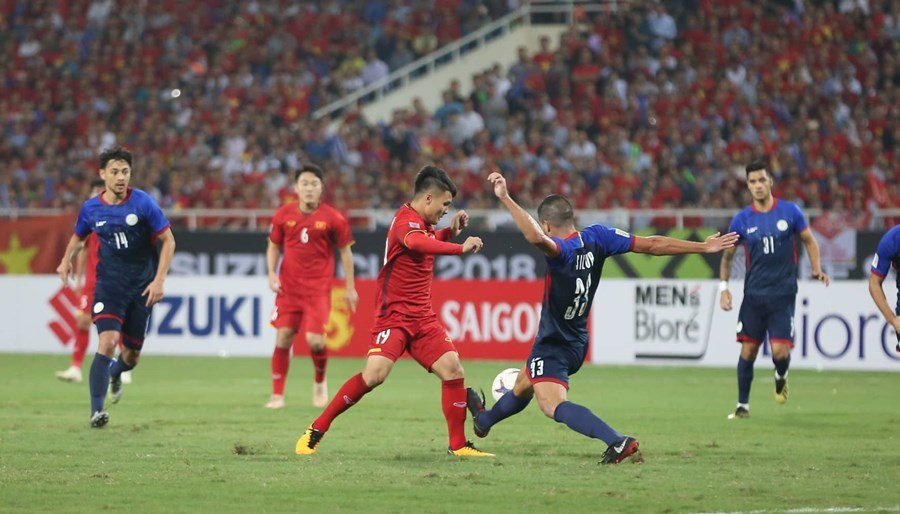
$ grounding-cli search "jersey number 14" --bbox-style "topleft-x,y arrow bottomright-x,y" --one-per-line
113,232 -> 128,249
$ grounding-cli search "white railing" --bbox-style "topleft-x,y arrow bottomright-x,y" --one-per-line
311,1 -> 624,120
5,207 -> 899,232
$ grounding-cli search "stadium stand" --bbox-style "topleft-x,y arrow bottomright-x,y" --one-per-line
0,0 -> 897,226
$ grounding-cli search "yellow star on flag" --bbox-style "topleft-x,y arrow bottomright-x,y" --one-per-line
0,233 -> 39,274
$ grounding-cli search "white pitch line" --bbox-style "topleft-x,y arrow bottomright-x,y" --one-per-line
695,506 -> 900,514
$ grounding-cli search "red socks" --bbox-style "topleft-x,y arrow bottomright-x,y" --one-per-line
442,378 -> 467,450
313,373 -> 371,432
71,328 -> 89,368
311,348 -> 328,383
271,346 -> 291,395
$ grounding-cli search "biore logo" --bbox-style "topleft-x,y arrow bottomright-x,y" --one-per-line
47,286 -> 80,347
771,297 -> 900,361
634,285 -> 703,343
148,295 -> 262,337
632,283 -> 710,357
441,301 -> 541,343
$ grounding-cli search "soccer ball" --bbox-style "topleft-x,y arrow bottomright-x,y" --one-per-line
491,368 -> 520,401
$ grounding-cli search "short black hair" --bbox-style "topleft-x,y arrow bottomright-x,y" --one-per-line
99,146 -> 133,169
295,164 -> 323,182
90,178 -> 105,189
414,165 -> 457,197
537,194 -> 575,227
745,159 -> 768,177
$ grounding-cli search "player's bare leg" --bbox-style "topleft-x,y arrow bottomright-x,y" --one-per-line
533,381 -> 639,464
296,356 -> 391,455
729,342 -> 760,419
266,327 -> 295,409
431,351 -> 493,457
466,366 -> 533,437
771,342 -> 791,404
306,332 -> 328,408
57,312 -> 91,383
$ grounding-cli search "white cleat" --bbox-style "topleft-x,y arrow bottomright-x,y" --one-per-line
264,394 -> 285,409
121,370 -> 133,384
55,366 -> 83,383
108,375 -> 124,405
313,380 -> 328,408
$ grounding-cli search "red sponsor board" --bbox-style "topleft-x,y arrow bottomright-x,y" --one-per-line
293,280 -> 556,362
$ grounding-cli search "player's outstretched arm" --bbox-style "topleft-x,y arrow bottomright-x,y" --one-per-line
799,228 -> 830,286
338,244 -> 359,312
868,273 -> 900,334
632,231 -> 739,256
57,234 -> 86,285
487,171 -> 559,258
143,228 -> 175,307
404,231 -> 482,255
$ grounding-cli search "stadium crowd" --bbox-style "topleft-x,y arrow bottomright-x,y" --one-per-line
0,0 -> 898,228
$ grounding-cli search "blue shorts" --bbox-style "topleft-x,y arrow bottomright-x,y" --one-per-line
525,341 -> 587,390
737,294 -> 795,348
91,289 -> 152,350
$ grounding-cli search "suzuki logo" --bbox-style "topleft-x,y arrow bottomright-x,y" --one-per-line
47,286 -> 79,347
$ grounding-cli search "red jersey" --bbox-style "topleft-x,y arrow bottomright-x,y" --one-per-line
374,204 -> 456,330
82,233 -> 100,294
269,202 -> 353,297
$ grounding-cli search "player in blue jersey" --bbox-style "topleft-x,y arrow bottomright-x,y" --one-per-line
719,160 -> 829,420
56,147 -> 176,428
868,225 -> 900,353
465,171 -> 738,464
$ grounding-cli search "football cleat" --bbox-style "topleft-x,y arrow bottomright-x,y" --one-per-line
448,441 -> 494,457
295,425 -> 324,455
55,366 -> 82,383
121,370 -> 133,385
90,410 -> 109,428
109,374 -> 123,404
727,406 -> 750,420
264,394 -> 285,409
600,436 -> 640,464
774,377 -> 788,404
465,388 -> 490,438
312,380 -> 328,408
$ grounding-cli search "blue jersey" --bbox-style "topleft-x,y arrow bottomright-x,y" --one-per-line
871,225 -> 900,313
534,225 -> 634,348
74,188 -> 170,294
728,199 -> 807,297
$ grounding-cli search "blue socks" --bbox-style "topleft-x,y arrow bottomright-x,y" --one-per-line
553,401 -> 622,445
737,357 -> 754,404
773,355 -> 790,379
109,356 -> 134,379
478,391 -> 531,430
89,353 -> 112,413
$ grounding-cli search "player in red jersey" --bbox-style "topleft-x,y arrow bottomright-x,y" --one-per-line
265,164 -> 357,409
295,165 -> 493,457
55,180 -> 137,383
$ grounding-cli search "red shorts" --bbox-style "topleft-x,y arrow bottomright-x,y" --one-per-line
369,316 -> 457,371
79,286 -> 95,313
270,293 -> 330,335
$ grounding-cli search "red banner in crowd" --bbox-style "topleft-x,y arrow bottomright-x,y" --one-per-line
0,215 -> 75,274
295,280 -> 557,362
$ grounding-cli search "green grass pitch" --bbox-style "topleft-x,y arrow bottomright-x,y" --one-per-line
1,354 -> 898,513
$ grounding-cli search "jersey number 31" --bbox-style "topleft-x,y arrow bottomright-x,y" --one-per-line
564,275 -> 592,320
